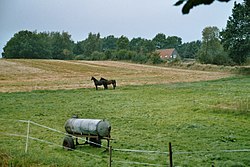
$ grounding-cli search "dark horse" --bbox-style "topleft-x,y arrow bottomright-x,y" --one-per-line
100,77 -> 116,89
91,77 -> 107,90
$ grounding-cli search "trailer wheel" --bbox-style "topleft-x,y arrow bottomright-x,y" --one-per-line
89,138 -> 102,147
63,136 -> 75,150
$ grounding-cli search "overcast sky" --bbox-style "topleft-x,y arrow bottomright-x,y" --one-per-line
0,0 -> 242,56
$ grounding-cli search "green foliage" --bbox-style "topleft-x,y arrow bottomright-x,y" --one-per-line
74,54 -> 86,60
147,52 -> 163,64
2,30 -> 52,59
152,33 -> 183,52
221,0 -> 250,65
49,32 -> 74,60
82,33 -> 102,56
102,35 -> 118,51
178,40 -> 201,58
130,37 -> 156,54
90,51 -> 107,60
166,36 -> 182,49
111,49 -> 135,61
129,37 -> 143,52
116,35 -> 129,50
197,26 -> 230,65
142,39 -> 156,53
104,50 -> 113,59
2,30 -> 185,64
73,41 -> 84,56
2,31 -> 74,59
0,76 -> 249,166
131,53 -> 148,63
152,33 -> 167,49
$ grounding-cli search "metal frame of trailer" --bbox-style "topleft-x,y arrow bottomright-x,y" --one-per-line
63,133 -> 112,150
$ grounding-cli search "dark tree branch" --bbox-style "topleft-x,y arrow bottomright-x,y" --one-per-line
174,0 -> 231,14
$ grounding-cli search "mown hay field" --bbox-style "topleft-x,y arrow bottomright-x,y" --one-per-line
0,59 -> 232,92
0,59 -> 249,167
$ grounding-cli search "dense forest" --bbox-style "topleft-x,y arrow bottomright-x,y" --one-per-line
2,0 -> 249,65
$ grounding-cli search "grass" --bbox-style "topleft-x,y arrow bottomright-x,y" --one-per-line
0,75 -> 250,167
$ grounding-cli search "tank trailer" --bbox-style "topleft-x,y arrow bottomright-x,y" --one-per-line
63,117 -> 111,150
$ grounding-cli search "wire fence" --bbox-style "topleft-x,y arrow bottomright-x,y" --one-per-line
0,118 -> 250,167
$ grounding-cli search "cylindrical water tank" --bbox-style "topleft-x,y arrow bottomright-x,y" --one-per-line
64,118 -> 111,137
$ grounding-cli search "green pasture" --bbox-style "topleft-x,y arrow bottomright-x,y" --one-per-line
0,76 -> 250,167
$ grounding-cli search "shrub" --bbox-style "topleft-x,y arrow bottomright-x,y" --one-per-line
74,55 -> 86,60
131,53 -> 148,63
147,52 -> 163,64
90,51 -> 107,60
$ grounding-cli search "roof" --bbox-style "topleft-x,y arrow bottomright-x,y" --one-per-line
156,48 -> 177,59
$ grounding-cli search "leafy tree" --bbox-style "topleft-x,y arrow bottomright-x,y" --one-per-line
178,40 -> 201,58
104,50 -> 113,59
130,38 -> 155,53
73,41 -> 85,55
3,30 -> 51,59
36,32 -> 52,59
116,35 -> 129,50
221,0 -> 250,65
82,33 -> 102,58
197,26 -> 229,65
152,34 -> 182,50
165,36 -> 182,49
49,32 -> 74,59
102,35 -> 118,51
174,0 -> 231,14
141,39 -> 156,53
3,30 -> 34,58
152,33 -> 167,49
129,37 -> 144,52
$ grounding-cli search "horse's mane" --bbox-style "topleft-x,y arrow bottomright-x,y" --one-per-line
100,77 -> 107,81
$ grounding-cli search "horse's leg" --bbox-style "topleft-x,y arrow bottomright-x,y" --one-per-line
112,81 -> 116,89
104,84 -> 108,89
95,85 -> 98,90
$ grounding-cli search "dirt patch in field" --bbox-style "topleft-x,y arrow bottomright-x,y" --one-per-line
0,59 -> 233,92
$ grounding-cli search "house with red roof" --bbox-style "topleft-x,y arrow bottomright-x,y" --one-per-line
156,48 -> 179,59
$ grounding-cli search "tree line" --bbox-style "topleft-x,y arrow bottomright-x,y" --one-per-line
2,30 -> 190,64
2,0 -> 249,65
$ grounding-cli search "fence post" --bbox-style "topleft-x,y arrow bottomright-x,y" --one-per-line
109,146 -> 112,167
169,142 -> 173,167
25,120 -> 30,153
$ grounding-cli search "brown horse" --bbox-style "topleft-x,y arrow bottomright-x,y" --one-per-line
91,77 -> 108,90
100,77 -> 116,89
